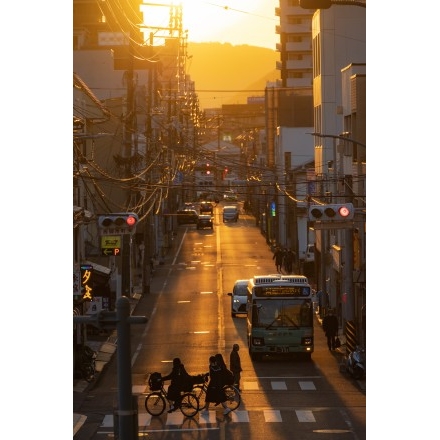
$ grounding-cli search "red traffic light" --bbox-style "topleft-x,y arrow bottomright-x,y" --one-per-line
126,215 -> 137,226
98,212 -> 139,233
338,205 -> 351,218
308,203 -> 354,221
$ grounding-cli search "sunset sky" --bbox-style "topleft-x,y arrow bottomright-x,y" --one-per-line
141,1 -> 279,50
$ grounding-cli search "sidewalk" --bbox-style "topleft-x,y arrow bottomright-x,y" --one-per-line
73,289 -> 142,436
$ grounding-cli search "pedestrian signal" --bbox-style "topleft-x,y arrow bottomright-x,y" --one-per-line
308,203 -> 354,221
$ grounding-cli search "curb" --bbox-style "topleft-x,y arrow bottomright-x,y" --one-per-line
73,413 -> 87,436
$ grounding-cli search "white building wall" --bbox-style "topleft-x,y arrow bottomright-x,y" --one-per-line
275,126 -> 314,170
312,7 -> 366,178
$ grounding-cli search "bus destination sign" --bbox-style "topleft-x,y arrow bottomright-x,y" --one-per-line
254,286 -> 310,297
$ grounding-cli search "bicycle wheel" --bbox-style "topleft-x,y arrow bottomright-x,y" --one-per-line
179,392 -> 199,417
145,392 -> 166,416
223,385 -> 240,411
192,385 -> 206,409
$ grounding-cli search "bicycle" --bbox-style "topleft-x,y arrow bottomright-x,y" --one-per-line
75,344 -> 97,382
192,374 -> 241,412
144,372 -> 199,417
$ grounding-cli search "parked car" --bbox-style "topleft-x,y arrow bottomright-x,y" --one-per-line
196,214 -> 213,230
222,205 -> 239,222
176,209 -> 198,225
227,279 -> 249,317
199,201 -> 214,214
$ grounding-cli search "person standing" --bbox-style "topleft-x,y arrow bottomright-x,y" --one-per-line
229,344 -> 242,391
273,247 -> 284,272
284,249 -> 294,273
322,309 -> 339,350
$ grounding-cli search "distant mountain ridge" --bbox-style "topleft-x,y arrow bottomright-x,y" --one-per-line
186,42 -> 279,109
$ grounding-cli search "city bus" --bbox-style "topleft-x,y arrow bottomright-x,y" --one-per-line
247,275 -> 314,360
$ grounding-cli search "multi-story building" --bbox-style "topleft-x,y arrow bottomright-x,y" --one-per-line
276,0 -> 314,90
261,1 -> 315,262
310,5 -> 366,345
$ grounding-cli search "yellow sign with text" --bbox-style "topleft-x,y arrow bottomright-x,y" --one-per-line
101,235 -> 121,249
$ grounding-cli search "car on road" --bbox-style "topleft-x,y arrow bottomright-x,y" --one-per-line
227,279 -> 249,317
196,214 -> 213,230
222,205 -> 239,222
199,201 -> 214,214
176,209 -> 198,225
223,191 -> 238,202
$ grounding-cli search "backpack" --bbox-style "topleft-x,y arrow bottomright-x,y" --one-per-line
223,368 -> 234,386
149,372 -> 162,391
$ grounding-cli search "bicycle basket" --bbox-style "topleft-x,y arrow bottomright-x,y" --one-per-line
149,372 -> 162,391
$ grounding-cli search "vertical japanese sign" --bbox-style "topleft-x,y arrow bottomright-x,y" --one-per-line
80,264 -> 94,301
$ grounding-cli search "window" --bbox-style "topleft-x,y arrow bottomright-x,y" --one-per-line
288,53 -> 303,60
287,16 -> 302,25
287,72 -> 304,78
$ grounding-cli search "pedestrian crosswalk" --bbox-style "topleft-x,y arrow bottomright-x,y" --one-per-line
100,409 -> 319,428
132,377 -> 320,395
99,378 -> 326,430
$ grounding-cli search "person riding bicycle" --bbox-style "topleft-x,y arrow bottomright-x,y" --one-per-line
162,357 -> 190,413
200,354 -> 232,416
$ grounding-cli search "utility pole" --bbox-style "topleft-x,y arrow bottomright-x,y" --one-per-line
122,35 -> 135,298
142,35 -> 155,296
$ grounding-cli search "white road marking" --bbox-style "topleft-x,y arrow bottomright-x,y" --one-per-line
271,381 -> 287,390
264,410 -> 282,422
299,381 -> 316,390
295,410 -> 316,422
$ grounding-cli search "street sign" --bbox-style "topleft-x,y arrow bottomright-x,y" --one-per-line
102,248 -> 121,256
101,235 -> 121,247
101,235 -> 121,256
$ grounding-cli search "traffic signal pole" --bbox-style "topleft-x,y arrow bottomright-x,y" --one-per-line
116,296 -> 137,439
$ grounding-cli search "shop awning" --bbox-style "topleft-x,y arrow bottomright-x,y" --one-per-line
83,260 -> 111,276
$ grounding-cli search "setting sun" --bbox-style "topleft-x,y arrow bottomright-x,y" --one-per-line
141,1 -> 278,50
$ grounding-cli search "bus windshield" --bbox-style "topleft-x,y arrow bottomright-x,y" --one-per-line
251,299 -> 313,328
